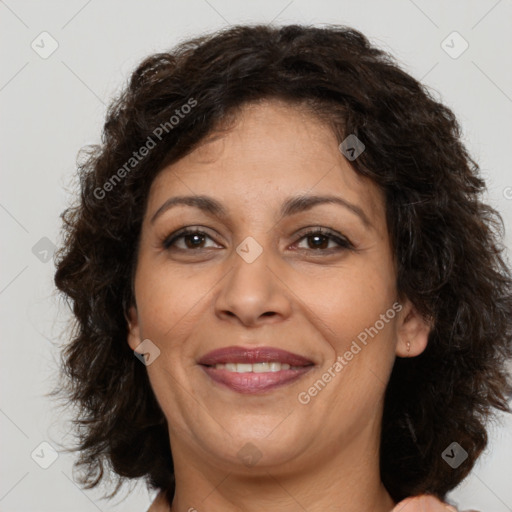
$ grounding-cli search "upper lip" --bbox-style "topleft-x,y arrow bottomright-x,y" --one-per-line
198,346 -> 314,367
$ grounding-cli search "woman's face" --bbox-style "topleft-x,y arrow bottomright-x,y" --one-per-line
128,99 -> 429,477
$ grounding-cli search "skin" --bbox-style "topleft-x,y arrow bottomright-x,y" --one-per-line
128,99 -> 434,512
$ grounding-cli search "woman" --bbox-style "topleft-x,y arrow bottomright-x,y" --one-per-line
54,24 -> 512,511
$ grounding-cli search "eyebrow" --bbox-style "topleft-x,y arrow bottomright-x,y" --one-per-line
150,194 -> 373,229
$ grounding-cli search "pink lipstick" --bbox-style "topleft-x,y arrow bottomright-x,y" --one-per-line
198,346 -> 314,394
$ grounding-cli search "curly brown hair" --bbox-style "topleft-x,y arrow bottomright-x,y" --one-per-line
53,23 -> 512,505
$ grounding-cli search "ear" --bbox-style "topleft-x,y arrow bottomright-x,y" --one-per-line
126,305 -> 142,351
395,299 -> 431,358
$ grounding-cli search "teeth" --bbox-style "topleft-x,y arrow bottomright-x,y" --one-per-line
213,362 -> 299,372
253,362 -> 270,373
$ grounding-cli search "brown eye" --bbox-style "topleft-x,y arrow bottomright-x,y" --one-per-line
294,229 -> 353,251
163,229 -> 220,250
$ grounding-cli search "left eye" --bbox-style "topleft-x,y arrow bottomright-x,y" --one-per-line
293,229 -> 353,251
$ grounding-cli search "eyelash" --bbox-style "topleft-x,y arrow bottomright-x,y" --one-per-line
162,227 -> 354,253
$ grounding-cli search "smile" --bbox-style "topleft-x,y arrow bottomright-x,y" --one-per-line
200,365 -> 314,393
210,362 -> 305,372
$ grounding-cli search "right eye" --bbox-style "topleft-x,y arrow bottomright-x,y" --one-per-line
162,228 -> 222,251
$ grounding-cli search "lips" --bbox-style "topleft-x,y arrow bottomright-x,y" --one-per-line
198,346 -> 315,394
197,346 -> 314,367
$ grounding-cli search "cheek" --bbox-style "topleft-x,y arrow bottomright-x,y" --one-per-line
291,259 -> 397,354
301,266 -> 398,419
133,257 -> 211,341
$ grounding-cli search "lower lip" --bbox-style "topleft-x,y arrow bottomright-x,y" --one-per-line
200,365 -> 314,394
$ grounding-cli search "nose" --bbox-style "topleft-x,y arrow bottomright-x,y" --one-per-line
214,242 -> 293,327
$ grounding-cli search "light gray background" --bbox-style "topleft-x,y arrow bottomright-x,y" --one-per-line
1,1 -> 511,511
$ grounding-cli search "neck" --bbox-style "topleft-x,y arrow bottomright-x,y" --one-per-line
159,421 -> 395,512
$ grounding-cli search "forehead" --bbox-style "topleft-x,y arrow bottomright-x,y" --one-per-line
147,100 -> 385,226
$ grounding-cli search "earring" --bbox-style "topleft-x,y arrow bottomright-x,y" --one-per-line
406,341 -> 411,354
